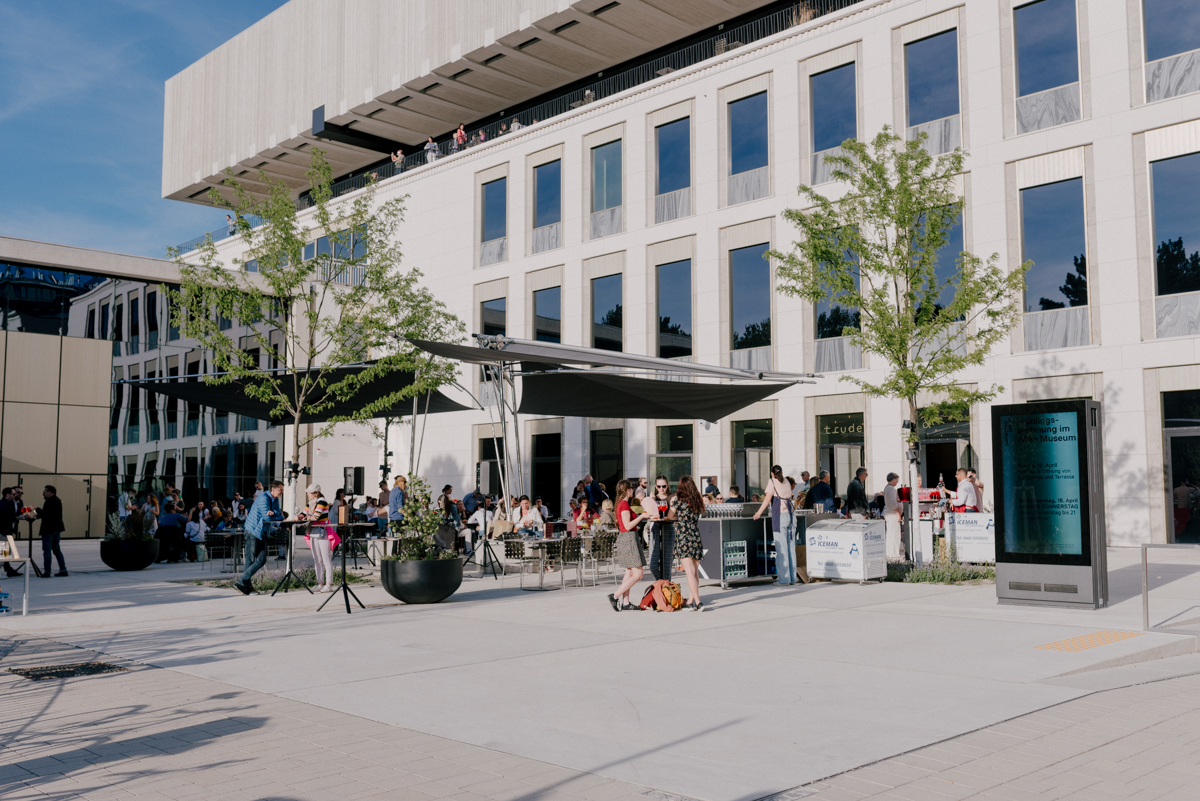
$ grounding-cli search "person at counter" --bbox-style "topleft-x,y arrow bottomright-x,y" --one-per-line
949,468 -> 979,512
883,472 -> 903,560
704,477 -> 719,496
608,479 -> 650,612
752,465 -> 797,586
809,471 -> 834,512
726,485 -> 745,503
846,468 -> 870,517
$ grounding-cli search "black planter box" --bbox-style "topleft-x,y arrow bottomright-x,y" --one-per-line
380,558 -> 462,604
100,539 -> 161,571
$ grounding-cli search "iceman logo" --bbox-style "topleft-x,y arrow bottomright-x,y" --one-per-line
809,537 -> 816,546
849,544 -> 859,556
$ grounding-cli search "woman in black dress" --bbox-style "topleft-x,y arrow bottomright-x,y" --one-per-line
665,475 -> 705,611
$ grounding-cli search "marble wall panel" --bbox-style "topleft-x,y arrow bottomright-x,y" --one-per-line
811,147 -> 845,185
728,166 -> 769,206
906,115 -> 960,156
590,206 -> 623,240
814,337 -> 862,373
1023,306 -> 1090,351
1016,83 -> 1081,135
654,187 -> 691,224
532,223 -> 561,254
729,346 -> 771,371
480,237 -> 507,267
1146,49 -> 1200,103
1155,292 -> 1200,338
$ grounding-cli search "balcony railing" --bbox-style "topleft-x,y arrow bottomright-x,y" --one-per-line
173,0 -> 861,252
173,215 -> 265,255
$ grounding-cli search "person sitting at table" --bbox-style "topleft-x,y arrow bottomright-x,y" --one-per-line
296,484 -> 334,593
184,506 -> 208,562
594,499 -> 616,530
515,495 -> 543,535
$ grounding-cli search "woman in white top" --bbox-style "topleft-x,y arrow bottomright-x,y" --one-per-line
515,495 -> 544,534
752,465 -> 798,585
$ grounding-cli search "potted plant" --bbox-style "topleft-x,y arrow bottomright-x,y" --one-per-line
380,475 -> 462,604
99,508 -> 160,571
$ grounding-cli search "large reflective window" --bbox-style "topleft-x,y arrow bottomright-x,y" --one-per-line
533,286 -> 561,343
1021,178 -> 1088,311
906,30 -> 960,126
816,243 -> 861,340
1014,0 -> 1079,96
656,118 -> 690,195
592,141 -> 622,212
592,274 -> 623,352
730,244 -> 771,350
481,177 -> 506,242
1144,0 -> 1200,63
534,160 -> 561,229
812,63 -> 857,152
656,259 -> 692,358
480,297 -> 506,336
1152,152 -> 1200,296
729,91 -> 769,175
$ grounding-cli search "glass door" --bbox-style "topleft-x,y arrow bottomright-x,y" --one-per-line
819,444 -> 864,498
1166,431 -> 1200,543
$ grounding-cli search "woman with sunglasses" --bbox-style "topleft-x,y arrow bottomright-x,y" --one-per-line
647,476 -> 674,581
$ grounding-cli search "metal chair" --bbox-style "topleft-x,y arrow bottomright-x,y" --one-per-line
583,532 -> 618,586
503,538 -> 535,582
559,537 -> 585,586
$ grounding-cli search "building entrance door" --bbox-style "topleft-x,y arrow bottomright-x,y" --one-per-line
1166,431 -> 1200,543
819,444 -> 863,499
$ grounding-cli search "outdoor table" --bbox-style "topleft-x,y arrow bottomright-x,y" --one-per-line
0,557 -> 31,616
217,530 -> 246,575
521,537 -> 565,592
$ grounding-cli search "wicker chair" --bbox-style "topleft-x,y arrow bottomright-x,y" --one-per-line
503,537 -> 536,581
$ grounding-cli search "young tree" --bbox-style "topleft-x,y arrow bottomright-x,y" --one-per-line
771,127 -> 1029,495
168,149 -> 464,509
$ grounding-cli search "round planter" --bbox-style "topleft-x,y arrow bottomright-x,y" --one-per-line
380,558 -> 463,604
100,539 -> 160,571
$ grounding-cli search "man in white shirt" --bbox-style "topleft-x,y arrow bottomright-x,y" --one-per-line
882,472 -> 904,560
951,468 -> 979,512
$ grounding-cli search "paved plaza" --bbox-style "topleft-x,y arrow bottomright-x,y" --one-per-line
2,541 -> 1200,801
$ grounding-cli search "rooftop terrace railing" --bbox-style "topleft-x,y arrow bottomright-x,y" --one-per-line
173,215 -> 265,255
175,0 -> 863,251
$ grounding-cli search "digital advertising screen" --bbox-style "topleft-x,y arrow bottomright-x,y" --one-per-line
992,401 -> 1093,565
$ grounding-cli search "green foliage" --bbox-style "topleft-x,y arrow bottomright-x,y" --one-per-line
383,474 -> 458,561
106,509 -> 154,542
771,127 -> 1030,433
223,566 -> 369,593
886,560 -> 995,584
165,148 -> 465,470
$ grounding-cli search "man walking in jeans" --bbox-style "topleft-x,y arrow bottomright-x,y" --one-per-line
234,480 -> 284,595
35,485 -> 67,577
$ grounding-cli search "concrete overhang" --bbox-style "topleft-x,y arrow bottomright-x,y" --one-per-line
162,0 -> 765,206
0,235 -> 181,284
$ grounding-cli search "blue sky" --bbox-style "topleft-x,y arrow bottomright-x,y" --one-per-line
0,1 -> 287,259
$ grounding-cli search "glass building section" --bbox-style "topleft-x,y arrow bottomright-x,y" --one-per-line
533,286 -> 561,343
656,118 -> 690,194
730,244 -> 771,350
1014,0 -> 1079,96
729,92 -> 769,175
534,160 -> 561,229
811,63 -> 857,151
1020,178 -> 1088,312
592,274 -> 623,352
656,259 -> 692,358
905,30 -> 959,126
1152,152 -> 1200,296
592,141 -> 622,212
481,177 -> 507,242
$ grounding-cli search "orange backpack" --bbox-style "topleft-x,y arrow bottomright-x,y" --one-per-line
639,579 -> 683,611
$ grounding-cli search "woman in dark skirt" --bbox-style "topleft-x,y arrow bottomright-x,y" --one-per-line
608,479 -> 650,612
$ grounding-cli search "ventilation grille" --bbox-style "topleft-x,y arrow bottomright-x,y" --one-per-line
9,662 -> 127,681
1009,581 -> 1042,592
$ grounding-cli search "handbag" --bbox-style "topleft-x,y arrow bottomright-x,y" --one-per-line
194,544 -> 209,563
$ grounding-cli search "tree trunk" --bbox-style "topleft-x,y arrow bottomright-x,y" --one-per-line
906,396 -> 921,564
284,412 -> 302,518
